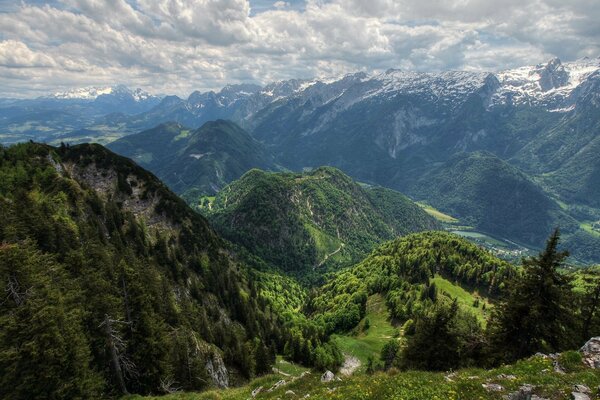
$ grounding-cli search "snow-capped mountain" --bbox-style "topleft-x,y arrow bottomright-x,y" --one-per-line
49,86 -> 114,100
47,85 -> 157,102
492,57 -> 600,109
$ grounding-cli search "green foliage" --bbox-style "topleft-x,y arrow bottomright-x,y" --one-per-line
203,167 -> 440,282
488,229 -> 577,362
313,342 -> 344,372
0,142 -> 294,397
401,300 -> 485,371
308,231 -> 515,334
558,351 -> 584,373
362,318 -> 370,332
380,340 -> 400,370
0,241 -> 103,399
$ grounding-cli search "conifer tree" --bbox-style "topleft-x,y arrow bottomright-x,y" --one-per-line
488,228 -> 576,362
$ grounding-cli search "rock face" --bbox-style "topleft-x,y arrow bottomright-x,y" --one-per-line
571,384 -> 591,400
205,353 -> 229,388
580,337 -> 600,368
321,370 -> 335,383
267,379 -> 287,392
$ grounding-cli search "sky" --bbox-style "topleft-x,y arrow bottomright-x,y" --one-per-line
0,0 -> 598,98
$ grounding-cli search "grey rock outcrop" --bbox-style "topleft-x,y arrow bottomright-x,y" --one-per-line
321,370 -> 335,383
482,383 -> 504,392
580,337 -> 600,368
205,353 -> 229,388
504,383 -> 550,400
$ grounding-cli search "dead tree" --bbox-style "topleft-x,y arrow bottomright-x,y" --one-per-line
99,314 -> 135,395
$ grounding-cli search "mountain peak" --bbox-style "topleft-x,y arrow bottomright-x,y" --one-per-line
536,57 -> 568,91
45,85 -> 156,102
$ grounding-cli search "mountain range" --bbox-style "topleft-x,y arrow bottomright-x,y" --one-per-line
107,119 -> 278,197
1,57 -> 600,262
2,134 -> 600,399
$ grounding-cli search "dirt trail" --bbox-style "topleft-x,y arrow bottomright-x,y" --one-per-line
316,243 -> 345,268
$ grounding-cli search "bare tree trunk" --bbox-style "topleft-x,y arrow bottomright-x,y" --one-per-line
102,314 -> 128,395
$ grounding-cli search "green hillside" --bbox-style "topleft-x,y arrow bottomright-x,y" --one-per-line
411,152 -> 578,246
0,142 -> 335,399
108,120 -> 278,197
308,231 -> 515,334
201,167 -> 441,281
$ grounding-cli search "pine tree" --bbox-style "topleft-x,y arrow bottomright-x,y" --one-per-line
488,229 -> 576,362
401,300 -> 459,370
0,242 -> 102,399
380,339 -> 400,370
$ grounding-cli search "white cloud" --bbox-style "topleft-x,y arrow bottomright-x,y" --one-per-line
0,40 -> 56,68
0,0 -> 597,97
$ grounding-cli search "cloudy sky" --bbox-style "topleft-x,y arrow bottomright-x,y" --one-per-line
0,0 -> 598,98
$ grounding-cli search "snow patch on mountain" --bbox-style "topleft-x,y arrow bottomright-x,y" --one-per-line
47,85 -> 156,101
50,86 -> 114,100
361,70 -> 493,109
492,57 -> 600,108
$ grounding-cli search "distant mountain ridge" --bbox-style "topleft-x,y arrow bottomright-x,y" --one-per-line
46,85 -> 157,102
108,119 -> 279,196
2,57 -> 600,262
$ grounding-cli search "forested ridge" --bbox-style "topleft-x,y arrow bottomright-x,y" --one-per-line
201,167 -> 440,282
0,142 -> 337,399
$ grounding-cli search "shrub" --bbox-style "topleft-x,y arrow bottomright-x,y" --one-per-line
558,351 -> 583,372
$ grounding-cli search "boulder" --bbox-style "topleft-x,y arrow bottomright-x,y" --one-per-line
497,374 -> 517,380
571,393 -> 590,400
573,385 -> 591,394
580,337 -> 600,368
321,370 -> 335,383
482,383 -> 504,392
268,379 -> 287,392
505,384 -> 534,400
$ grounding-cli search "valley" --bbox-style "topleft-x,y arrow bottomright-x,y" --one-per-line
2,57 -> 600,400
3,57 -> 599,264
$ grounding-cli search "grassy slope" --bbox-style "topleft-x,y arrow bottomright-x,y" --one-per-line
332,294 -> 399,371
431,275 -> 492,324
273,356 -> 310,376
333,278 -> 492,369
127,355 -> 600,400
417,202 -> 459,223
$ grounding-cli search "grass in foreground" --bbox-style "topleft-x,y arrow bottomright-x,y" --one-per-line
126,354 -> 600,400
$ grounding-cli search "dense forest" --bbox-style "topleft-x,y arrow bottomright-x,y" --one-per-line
0,143 -> 338,399
2,142 -> 600,400
309,230 -> 600,371
200,167 -> 439,283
